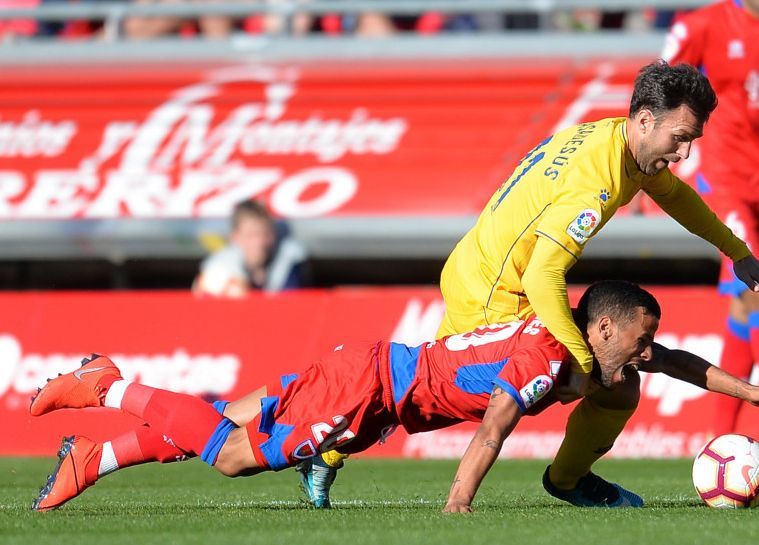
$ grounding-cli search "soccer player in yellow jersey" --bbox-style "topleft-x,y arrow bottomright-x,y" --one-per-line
299,61 -> 759,510
438,61 -> 759,507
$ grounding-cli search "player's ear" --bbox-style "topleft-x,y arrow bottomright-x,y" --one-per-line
635,109 -> 656,134
598,316 -> 613,340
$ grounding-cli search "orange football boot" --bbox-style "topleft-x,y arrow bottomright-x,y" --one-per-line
32,435 -> 102,512
30,354 -> 122,417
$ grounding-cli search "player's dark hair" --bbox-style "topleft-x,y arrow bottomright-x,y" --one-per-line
231,199 -> 274,231
576,280 -> 661,330
629,61 -> 717,125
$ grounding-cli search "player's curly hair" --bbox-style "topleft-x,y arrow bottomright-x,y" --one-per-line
576,280 -> 661,330
629,60 -> 717,125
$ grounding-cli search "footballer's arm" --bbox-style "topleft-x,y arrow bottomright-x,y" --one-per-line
443,386 -> 521,513
645,175 -> 755,276
521,236 -> 591,401
638,343 -> 759,405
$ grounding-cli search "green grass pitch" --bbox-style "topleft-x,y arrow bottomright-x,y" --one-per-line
2,457 -> 759,545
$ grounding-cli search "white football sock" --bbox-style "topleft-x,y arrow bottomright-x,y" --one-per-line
98,441 -> 119,476
104,380 -> 130,409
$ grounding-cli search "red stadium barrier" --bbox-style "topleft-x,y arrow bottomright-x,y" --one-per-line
0,59 -> 690,220
3,286 -> 752,458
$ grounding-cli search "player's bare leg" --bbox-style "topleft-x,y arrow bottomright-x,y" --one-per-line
179,384 -> 344,506
213,427 -> 264,477
221,386 -> 267,426
188,383 -> 344,507
543,370 -> 644,507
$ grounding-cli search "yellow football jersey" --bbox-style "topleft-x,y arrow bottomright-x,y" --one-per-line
439,117 -> 750,372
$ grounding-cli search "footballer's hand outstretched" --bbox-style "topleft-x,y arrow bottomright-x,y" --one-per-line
733,255 -> 759,293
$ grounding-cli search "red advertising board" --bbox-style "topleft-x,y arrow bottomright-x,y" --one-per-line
3,286 -> 750,459
0,59 -> 688,220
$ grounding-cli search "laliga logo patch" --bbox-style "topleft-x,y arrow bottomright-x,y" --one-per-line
519,375 -> 553,408
566,209 -> 599,244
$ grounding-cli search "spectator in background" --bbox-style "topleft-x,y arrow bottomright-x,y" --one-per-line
124,0 -> 315,39
320,11 -> 402,36
662,0 -> 759,436
553,8 -> 657,32
193,200 -> 307,297
320,9 -> 485,37
123,0 -> 238,40
243,0 -> 313,36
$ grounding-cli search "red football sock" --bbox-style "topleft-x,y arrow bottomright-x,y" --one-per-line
713,317 -> 753,436
112,424 -> 188,467
119,383 -> 224,457
86,424 -> 188,483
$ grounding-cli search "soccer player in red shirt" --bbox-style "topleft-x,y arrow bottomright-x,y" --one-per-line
28,281 -> 759,512
662,0 -> 759,435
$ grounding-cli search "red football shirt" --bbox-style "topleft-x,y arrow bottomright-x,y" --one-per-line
663,0 -> 759,199
387,317 -> 571,434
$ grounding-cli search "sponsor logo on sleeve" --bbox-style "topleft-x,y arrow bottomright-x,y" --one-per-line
519,375 -> 554,408
566,209 -> 599,244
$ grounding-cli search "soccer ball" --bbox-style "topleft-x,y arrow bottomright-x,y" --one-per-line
692,434 -> 759,508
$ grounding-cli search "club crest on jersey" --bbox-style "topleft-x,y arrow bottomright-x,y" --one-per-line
566,209 -> 599,244
293,439 -> 317,460
519,375 -> 554,408
598,189 -> 610,208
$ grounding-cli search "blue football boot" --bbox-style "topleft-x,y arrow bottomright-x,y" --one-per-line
542,465 -> 644,507
295,452 -> 346,508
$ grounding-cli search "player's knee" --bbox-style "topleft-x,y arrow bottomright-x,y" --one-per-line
213,453 -> 239,477
212,427 -> 260,477
214,453 -> 260,477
